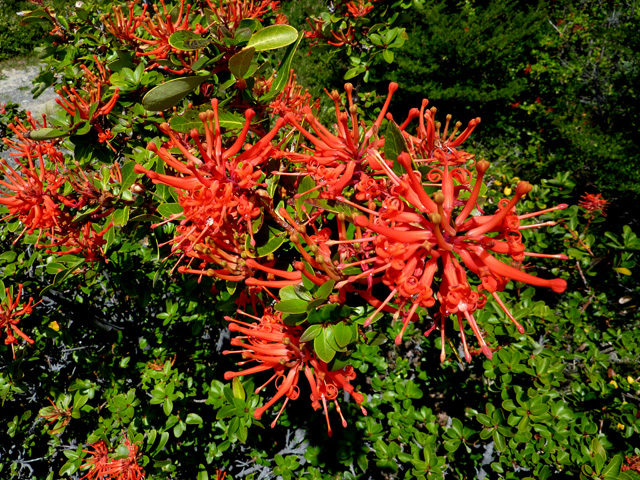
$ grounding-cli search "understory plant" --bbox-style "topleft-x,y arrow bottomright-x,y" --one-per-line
0,1 -> 638,479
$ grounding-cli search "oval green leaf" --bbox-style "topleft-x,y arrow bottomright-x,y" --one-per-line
314,329 -> 336,363
384,120 -> 409,175
246,25 -> 298,52
142,76 -> 208,111
275,299 -> 308,315
29,128 -> 69,140
332,321 -> 352,348
157,203 -> 184,218
300,324 -> 323,343
168,31 -> 212,51
228,47 -> 255,79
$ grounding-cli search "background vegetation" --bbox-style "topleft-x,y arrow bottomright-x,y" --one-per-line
0,0 -> 638,479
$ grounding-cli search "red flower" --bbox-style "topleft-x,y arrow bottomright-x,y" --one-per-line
0,284 -> 39,358
345,0 -> 374,17
134,99 -> 284,280
224,310 -> 366,436
278,91 -> 568,361
578,192 -> 609,216
81,436 -> 144,480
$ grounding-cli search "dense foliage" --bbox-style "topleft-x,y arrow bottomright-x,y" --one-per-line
0,1 -> 639,479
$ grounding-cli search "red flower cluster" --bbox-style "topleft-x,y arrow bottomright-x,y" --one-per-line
578,192 -> 609,216
147,84 -> 568,362
0,113 -> 116,260
223,309 -> 365,436
135,99 -> 284,280
81,437 -> 144,480
0,284 -> 39,358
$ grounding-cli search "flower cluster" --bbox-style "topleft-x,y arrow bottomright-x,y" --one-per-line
0,284 -> 39,358
223,309 -> 365,436
139,83 -> 568,431
135,99 -> 284,280
0,113 -> 117,260
81,437 -> 144,480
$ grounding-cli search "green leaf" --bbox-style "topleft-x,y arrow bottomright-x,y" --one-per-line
602,455 -> 623,478
153,432 -> 170,456
260,32 -> 303,101
232,377 -> 246,401
119,161 -> 138,192
382,49 -> 395,64
332,322 -> 352,348
275,299 -> 308,314
218,111 -> 247,129
29,128 -> 68,140
315,279 -> 335,300
384,120 -> 409,174
245,225 -> 287,258
229,47 -> 255,79
168,31 -> 212,51
246,25 -> 298,52
157,203 -> 184,218
186,413 -> 203,425
143,76 -> 208,111
169,108 -> 205,134
163,397 -> 173,416
314,328 -> 336,363
300,324 -> 323,343
492,431 -> 507,451
112,206 -> 130,226
344,66 -> 365,80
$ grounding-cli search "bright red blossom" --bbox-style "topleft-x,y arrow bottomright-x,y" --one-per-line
0,284 -> 39,358
223,309 -> 366,436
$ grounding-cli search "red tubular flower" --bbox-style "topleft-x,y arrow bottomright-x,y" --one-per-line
205,0 -> 282,30
135,100 -> 284,280
578,192 -> 609,216
284,92 -> 568,360
224,310 -> 365,436
0,284 -> 39,358
345,0 -> 374,17
81,436 -> 144,480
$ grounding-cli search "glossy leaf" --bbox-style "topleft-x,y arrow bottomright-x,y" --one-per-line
142,76 -> 208,111
246,25 -> 298,52
228,47 -> 255,79
168,31 -> 212,51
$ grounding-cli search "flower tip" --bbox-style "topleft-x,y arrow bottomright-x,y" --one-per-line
228,322 -> 241,332
223,371 -> 237,380
388,82 -> 399,93
397,151 -> 411,167
517,325 -> 526,334
344,82 -> 353,93
354,215 -> 368,227
482,345 -> 493,359
558,203 -> 569,210
476,159 -> 490,174
516,181 -> 533,196
244,109 -> 256,120
550,278 -> 567,293
394,334 -> 403,346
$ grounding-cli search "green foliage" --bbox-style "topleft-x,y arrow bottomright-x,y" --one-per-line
0,1 -> 639,479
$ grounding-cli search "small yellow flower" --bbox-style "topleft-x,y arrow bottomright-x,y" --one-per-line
617,423 -> 625,430
609,380 -> 618,389
48,321 -> 60,332
628,376 -> 635,384
504,187 -> 512,195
